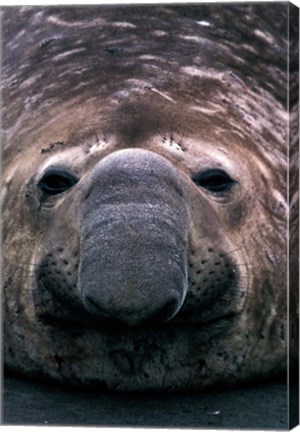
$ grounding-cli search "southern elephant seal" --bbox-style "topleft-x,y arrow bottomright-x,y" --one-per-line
2,4 -> 298,391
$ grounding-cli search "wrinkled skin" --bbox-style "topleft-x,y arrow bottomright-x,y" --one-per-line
2,4 -> 298,391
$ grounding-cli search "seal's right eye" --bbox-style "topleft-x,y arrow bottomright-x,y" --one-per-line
38,169 -> 78,195
192,169 -> 236,193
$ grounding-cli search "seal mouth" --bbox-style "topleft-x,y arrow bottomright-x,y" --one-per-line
38,307 -> 240,334
35,242 -> 246,332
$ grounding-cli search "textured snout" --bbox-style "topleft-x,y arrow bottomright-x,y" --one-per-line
78,149 -> 189,326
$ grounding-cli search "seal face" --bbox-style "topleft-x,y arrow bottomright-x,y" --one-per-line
2,4 -> 297,391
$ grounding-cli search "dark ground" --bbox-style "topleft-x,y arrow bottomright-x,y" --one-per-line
2,375 -> 292,429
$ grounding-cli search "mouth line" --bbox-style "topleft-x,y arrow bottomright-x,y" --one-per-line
38,310 -> 239,333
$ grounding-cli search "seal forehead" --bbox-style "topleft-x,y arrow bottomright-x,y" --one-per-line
2,5 -> 288,103
2,5 -> 289,182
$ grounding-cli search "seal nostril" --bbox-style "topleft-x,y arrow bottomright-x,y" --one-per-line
83,292 -> 180,326
83,295 -> 110,319
151,298 -> 179,323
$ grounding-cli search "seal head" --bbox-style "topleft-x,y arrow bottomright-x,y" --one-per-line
2,4 -> 297,391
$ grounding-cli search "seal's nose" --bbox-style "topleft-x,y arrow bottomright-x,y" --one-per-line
83,289 -> 182,326
78,148 -> 189,327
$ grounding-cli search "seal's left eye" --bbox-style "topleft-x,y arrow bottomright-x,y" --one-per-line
38,169 -> 78,195
193,169 -> 236,193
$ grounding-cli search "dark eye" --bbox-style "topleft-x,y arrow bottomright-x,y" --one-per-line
192,169 -> 236,193
38,169 -> 78,195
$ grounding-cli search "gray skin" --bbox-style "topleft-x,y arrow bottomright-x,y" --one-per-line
2,5 -> 298,391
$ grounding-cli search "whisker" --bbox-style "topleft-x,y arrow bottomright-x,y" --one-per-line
219,245 -> 243,258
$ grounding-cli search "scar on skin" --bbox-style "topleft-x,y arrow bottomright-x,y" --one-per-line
41,141 -> 65,154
